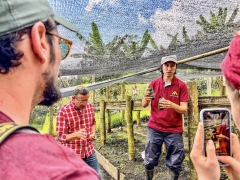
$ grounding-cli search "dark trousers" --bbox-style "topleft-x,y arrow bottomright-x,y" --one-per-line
144,127 -> 185,174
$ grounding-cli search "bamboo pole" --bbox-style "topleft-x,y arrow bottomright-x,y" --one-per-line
177,46 -> 229,64
121,83 -> 126,126
49,106 -> 54,135
126,96 -> 135,160
136,111 -> 141,126
106,86 -> 111,133
222,77 -> 227,95
92,74 -> 96,103
217,76 -> 224,96
187,81 -> 199,180
206,77 -> 212,96
100,100 -> 106,145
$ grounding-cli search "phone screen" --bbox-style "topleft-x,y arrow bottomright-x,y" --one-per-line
200,108 -> 232,166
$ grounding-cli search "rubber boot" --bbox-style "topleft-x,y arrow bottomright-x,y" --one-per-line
170,171 -> 179,180
145,168 -> 154,180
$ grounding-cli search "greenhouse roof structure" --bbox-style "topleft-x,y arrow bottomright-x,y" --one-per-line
48,0 -> 240,92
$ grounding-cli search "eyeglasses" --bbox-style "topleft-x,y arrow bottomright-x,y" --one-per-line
46,32 -> 72,60
74,96 -> 88,104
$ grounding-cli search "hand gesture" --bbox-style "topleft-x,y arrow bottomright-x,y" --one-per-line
159,99 -> 172,109
190,123 -> 220,180
74,128 -> 87,140
144,89 -> 154,101
218,134 -> 230,141
89,133 -> 97,141
218,133 -> 240,180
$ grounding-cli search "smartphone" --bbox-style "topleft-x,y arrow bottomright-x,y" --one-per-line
200,108 -> 232,166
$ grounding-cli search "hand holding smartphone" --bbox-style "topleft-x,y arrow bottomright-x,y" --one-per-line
200,108 -> 232,166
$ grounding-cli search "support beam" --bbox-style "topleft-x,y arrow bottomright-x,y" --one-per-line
106,86 -> 111,133
100,100 -> 106,145
187,81 -> 199,180
121,83 -> 126,126
126,96 -> 135,160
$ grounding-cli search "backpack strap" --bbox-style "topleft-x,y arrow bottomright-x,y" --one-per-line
0,122 -> 39,144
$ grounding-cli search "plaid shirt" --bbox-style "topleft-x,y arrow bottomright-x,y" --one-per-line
56,101 -> 96,158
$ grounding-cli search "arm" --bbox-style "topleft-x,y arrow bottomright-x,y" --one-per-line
89,123 -> 97,141
56,110 -> 69,143
216,134 -> 230,141
66,129 -> 86,142
89,104 -> 97,141
160,101 -> 188,114
90,123 -> 96,135
172,101 -> 188,114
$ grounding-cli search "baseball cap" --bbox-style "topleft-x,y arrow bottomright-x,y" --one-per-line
161,55 -> 178,65
0,0 -> 78,37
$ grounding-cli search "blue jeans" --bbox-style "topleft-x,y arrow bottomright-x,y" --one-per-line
83,151 -> 101,180
144,127 -> 185,174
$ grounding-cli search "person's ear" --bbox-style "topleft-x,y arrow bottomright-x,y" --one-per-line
72,96 -> 75,101
30,22 -> 48,64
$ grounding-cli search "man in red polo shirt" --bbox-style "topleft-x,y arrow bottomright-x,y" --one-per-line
57,86 -> 101,179
142,55 -> 189,180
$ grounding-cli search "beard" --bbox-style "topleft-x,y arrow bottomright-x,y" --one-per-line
38,42 -> 62,106
38,77 -> 62,106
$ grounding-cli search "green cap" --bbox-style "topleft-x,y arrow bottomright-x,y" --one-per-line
0,0 -> 78,37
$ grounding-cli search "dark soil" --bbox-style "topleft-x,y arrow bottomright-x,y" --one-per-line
95,123 -> 191,180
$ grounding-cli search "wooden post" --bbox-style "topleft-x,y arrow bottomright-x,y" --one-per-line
126,96 -> 135,160
49,106 -> 54,135
187,81 -> 199,180
92,74 -> 96,103
206,77 -> 212,96
121,83 -> 126,126
217,76 -> 224,96
100,100 -> 106,145
106,86 -> 111,133
222,76 -> 227,95
136,111 -> 141,126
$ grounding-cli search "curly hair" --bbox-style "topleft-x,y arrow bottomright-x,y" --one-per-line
0,19 -> 56,74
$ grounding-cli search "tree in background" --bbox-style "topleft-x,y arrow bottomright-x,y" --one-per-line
71,22 -> 159,62
167,7 -> 240,47
196,7 -> 239,33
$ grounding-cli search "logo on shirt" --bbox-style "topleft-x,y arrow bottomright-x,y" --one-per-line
171,91 -> 178,97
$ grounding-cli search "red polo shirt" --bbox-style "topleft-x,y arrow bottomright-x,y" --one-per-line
147,76 -> 189,133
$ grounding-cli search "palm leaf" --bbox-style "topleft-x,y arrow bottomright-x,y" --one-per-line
148,35 -> 159,51
226,7 -> 239,26
91,22 -> 105,55
182,26 -> 190,42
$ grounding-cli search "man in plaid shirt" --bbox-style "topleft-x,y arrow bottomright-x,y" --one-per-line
57,86 -> 101,179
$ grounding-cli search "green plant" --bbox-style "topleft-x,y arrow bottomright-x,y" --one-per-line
196,78 -> 207,96
132,110 -> 150,120
95,111 -> 123,132
30,106 -> 49,130
95,109 -> 150,132
40,113 -> 57,136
